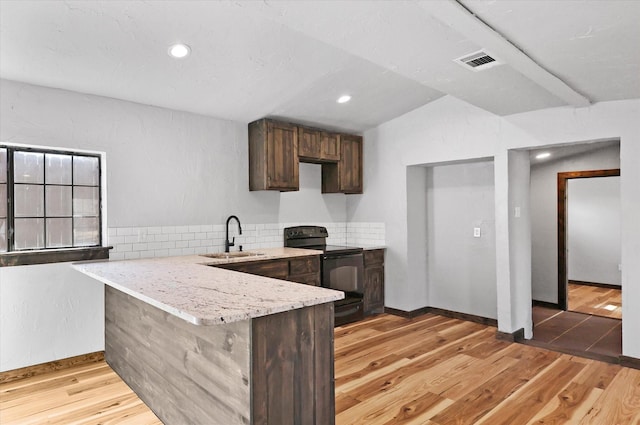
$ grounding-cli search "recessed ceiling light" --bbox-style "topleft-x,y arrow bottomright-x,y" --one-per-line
337,95 -> 351,104
536,152 -> 551,159
168,43 -> 191,59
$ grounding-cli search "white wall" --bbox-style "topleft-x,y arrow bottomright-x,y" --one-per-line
425,160 -> 497,319
568,176 -> 621,286
506,104 -> 640,358
349,96 -> 539,336
0,79 -> 347,227
0,79 -> 351,371
530,144 -> 620,302
0,264 -> 104,371
350,95 -> 640,358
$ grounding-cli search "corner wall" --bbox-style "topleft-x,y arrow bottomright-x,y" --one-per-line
351,96 -> 640,358
425,160 -> 497,320
0,79 -> 353,371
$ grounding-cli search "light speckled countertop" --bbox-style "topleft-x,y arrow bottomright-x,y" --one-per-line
72,247 -> 343,326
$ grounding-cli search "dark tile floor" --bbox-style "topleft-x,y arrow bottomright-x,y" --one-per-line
526,306 -> 622,363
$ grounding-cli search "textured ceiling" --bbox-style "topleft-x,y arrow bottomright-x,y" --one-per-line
1,0 -> 638,132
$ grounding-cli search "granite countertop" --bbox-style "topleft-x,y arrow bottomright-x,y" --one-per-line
72,247 -> 343,326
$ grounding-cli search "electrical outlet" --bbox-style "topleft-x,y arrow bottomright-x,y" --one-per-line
514,206 -> 521,218
473,227 -> 481,238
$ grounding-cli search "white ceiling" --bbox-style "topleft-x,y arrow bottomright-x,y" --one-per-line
1,0 -> 639,133
529,139 -> 620,165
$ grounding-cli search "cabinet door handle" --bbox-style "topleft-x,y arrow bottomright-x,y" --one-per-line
335,304 -> 361,317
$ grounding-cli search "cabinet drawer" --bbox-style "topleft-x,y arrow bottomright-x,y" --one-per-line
217,259 -> 289,279
364,249 -> 384,267
289,256 -> 320,275
288,273 -> 321,286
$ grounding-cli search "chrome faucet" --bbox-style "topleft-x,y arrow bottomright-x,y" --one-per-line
225,215 -> 242,252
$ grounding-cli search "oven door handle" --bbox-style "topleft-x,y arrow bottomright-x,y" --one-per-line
323,253 -> 363,261
334,303 -> 362,318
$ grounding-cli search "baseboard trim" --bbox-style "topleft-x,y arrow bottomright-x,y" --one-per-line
496,328 -> 525,342
0,351 -> 105,384
428,307 -> 498,327
384,306 -> 497,327
384,306 -> 431,319
533,300 -> 560,309
620,355 -> 640,370
569,280 -> 621,290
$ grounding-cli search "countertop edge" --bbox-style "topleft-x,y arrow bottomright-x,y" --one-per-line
72,249 -> 344,326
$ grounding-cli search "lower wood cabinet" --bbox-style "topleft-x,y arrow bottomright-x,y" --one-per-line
363,249 -> 385,315
288,256 -> 321,286
106,286 -> 334,425
213,255 -> 320,286
252,303 -> 335,424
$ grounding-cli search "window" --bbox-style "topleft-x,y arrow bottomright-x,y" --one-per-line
0,145 -> 109,266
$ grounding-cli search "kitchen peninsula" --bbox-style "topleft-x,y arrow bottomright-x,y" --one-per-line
73,248 -> 343,425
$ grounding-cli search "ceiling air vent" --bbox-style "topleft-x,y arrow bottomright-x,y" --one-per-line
454,50 -> 502,71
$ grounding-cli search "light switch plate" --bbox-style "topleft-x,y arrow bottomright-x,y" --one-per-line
473,227 -> 481,238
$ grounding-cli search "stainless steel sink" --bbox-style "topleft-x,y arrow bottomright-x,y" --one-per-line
201,252 -> 265,260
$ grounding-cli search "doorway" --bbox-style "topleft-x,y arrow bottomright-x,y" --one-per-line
557,169 -> 621,317
527,141 -> 622,363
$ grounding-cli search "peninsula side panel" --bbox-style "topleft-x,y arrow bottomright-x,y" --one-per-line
105,286 -> 252,424
252,302 -> 336,425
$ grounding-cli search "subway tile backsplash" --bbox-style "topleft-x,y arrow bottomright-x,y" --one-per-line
107,222 -> 385,261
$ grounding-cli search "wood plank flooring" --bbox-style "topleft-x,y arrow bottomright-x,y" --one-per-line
2,313 -> 639,424
0,361 -> 162,424
334,314 -> 639,425
568,283 -> 622,319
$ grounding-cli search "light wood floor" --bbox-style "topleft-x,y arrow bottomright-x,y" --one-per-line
0,361 -> 163,425
568,283 -> 622,319
335,314 -> 639,424
2,314 -> 639,424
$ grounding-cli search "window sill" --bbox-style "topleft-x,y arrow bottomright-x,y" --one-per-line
0,246 -> 112,267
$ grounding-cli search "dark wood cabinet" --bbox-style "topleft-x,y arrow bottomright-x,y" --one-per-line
320,131 -> 341,162
249,119 -> 299,191
249,118 -> 361,194
252,303 -> 335,425
298,127 -> 341,163
213,255 -> 321,287
215,258 -> 289,280
322,134 -> 363,194
298,127 -> 322,160
363,249 -> 385,315
288,255 -> 321,286
106,287 -> 335,425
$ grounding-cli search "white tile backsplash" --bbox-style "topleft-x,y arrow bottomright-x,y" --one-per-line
107,222 -> 385,258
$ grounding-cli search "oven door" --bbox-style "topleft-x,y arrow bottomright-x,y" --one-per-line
322,253 -> 364,294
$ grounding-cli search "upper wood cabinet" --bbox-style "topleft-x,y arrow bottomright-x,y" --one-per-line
298,127 -> 322,160
249,119 -> 299,192
320,132 -> 341,162
298,127 -> 340,163
322,134 -> 363,194
249,118 -> 361,194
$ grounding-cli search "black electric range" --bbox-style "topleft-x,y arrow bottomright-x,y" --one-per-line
284,226 -> 365,326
